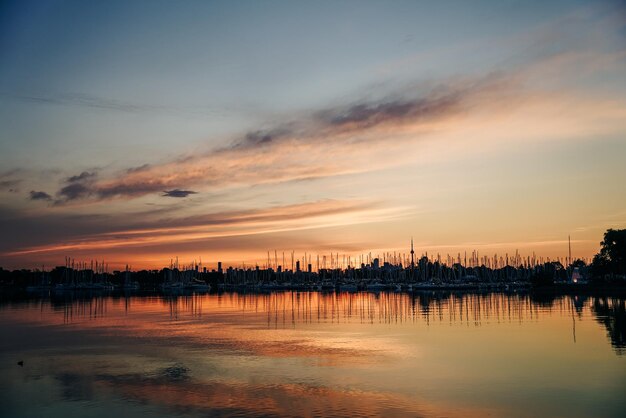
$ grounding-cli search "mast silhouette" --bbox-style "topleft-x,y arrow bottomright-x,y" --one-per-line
568,234 -> 572,266
410,237 -> 415,269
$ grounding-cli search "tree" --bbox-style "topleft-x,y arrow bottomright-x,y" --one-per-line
592,229 -> 626,279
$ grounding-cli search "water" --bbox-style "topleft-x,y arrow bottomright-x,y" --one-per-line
0,290 -> 624,417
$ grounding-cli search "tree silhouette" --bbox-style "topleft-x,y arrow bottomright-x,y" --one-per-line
592,229 -> 626,279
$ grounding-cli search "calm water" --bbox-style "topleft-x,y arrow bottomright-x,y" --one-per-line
0,291 -> 624,418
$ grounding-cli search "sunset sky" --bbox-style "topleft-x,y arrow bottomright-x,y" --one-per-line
1,0 -> 625,270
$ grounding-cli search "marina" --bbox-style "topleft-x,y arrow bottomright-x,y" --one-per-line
7,239 -> 595,295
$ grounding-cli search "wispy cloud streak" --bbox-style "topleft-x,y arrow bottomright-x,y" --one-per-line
5,92 -> 166,113
5,199 -> 410,256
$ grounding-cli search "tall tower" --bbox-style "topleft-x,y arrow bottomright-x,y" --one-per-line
410,237 -> 415,269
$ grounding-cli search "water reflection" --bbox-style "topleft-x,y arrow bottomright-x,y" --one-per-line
1,291 -> 625,354
94,364 -> 441,418
1,291 -> 625,418
591,297 -> 625,354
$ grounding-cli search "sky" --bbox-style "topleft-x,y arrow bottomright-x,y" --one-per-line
1,0 -> 625,270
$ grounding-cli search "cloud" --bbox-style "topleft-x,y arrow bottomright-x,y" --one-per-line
0,179 -> 20,192
2,92 -> 233,119
126,164 -> 151,174
67,171 -> 97,183
3,199 -> 409,257
235,127 -> 294,148
44,72 -> 514,205
29,190 -> 52,201
228,75 -> 508,151
316,89 -> 463,131
162,189 -> 197,198
0,169 -> 22,192
5,92 -> 164,113
95,181 -> 173,199
119,199 -> 382,233
24,12 -> 626,207
58,182 -> 91,201
54,171 -> 98,203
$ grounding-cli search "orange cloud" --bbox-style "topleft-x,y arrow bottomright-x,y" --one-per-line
5,199 -> 411,257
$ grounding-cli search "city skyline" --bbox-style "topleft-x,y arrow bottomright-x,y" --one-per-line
1,0 -> 626,270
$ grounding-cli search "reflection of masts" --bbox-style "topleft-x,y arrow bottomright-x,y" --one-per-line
570,297 -> 577,344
